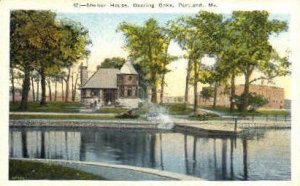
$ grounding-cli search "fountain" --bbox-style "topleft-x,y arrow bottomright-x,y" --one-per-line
139,102 -> 175,130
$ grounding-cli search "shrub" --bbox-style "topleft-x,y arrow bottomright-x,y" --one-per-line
235,93 -> 269,112
115,109 -> 139,119
191,113 -> 219,121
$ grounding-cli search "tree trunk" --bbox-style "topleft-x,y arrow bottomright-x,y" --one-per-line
230,74 -> 236,113
72,73 -> 79,102
160,73 -> 165,104
36,76 -> 39,102
40,68 -> 47,106
184,59 -> 192,108
151,82 -> 158,103
54,80 -> 57,101
19,66 -> 31,110
193,60 -> 198,115
71,72 -> 74,101
47,78 -> 52,102
61,80 -> 64,101
212,82 -> 218,108
160,42 -> 169,105
10,68 -> 15,103
64,68 -> 71,102
241,73 -> 251,112
31,75 -> 35,102
193,80 -> 198,114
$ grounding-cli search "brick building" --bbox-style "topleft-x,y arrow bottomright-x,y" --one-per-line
199,87 -> 230,107
236,84 -> 285,109
198,84 -> 285,109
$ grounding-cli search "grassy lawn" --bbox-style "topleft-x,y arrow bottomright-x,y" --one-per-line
98,107 -> 127,114
255,109 -> 290,115
201,106 -> 231,113
10,102 -> 81,113
9,160 -> 104,180
163,103 -> 193,115
10,102 -> 129,114
9,114 -> 116,120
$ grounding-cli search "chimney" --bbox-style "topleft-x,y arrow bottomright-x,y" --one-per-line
80,64 -> 88,87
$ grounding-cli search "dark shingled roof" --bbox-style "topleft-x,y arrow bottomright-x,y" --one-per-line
81,68 -> 120,89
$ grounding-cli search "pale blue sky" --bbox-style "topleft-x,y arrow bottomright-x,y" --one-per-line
56,13 -> 289,54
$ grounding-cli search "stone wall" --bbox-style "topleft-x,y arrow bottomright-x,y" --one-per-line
81,97 -> 101,108
117,98 -> 140,109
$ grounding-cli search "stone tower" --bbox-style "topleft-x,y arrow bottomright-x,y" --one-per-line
117,61 -> 139,99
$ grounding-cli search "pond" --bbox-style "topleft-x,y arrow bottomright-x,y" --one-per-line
9,127 -> 290,180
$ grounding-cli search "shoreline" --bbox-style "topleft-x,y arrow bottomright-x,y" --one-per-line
10,158 -> 203,181
9,118 -> 291,138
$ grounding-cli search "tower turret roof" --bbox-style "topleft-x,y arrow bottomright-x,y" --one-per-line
119,61 -> 138,75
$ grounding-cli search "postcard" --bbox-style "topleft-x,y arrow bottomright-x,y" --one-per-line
0,0 -> 299,185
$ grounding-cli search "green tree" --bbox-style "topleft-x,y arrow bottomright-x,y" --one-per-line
57,19 -> 91,103
10,10 -> 59,109
44,66 -> 62,102
10,11 -> 91,109
200,87 -> 214,104
168,18 -> 193,108
157,33 -> 177,104
98,57 -> 126,69
235,93 -> 269,111
169,12 -> 224,114
229,11 -> 289,112
217,19 -> 242,112
118,18 -> 173,103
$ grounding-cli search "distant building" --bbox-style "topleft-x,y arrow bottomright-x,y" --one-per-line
198,84 -> 285,109
80,61 -> 140,108
236,84 -> 285,109
284,99 -> 291,110
198,86 -> 230,107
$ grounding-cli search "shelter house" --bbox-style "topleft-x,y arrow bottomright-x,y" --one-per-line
80,61 -> 140,109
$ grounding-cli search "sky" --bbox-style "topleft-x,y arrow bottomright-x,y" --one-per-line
56,12 -> 291,99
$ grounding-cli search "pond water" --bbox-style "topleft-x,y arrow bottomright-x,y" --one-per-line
9,127 -> 290,180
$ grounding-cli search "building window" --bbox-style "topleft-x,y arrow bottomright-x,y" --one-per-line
128,87 -> 132,97
91,89 -> 99,96
124,87 -> 128,97
132,87 -> 137,97
120,86 -> 124,97
83,90 -> 86,97
128,75 -> 132,81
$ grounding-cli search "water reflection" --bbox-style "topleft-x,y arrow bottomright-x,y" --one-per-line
9,127 -> 290,180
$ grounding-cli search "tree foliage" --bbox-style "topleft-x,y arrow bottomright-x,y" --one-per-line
98,57 -> 126,69
168,11 -> 224,113
10,10 -> 91,109
118,18 -> 175,103
200,87 -> 214,100
235,93 -> 269,111
228,11 -> 289,112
